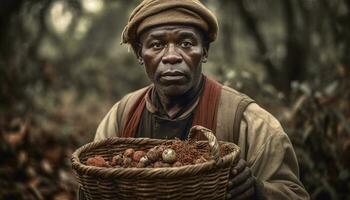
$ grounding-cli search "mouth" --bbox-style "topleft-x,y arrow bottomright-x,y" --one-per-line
159,70 -> 187,84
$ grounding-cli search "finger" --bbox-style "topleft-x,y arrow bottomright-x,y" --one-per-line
229,176 -> 255,196
231,159 -> 246,176
235,186 -> 255,200
231,167 -> 251,187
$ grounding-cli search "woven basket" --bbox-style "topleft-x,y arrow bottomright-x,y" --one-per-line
71,125 -> 240,200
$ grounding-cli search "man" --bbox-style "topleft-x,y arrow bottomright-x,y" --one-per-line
93,0 -> 309,199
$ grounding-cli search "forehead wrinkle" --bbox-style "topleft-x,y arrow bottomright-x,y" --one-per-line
140,25 -> 202,41
139,31 -> 165,44
177,31 -> 198,40
141,29 -> 201,44
148,31 -> 167,39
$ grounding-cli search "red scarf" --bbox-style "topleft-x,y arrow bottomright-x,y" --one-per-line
121,76 -> 222,137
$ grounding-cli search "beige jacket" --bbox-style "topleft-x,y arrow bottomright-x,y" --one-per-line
95,85 -> 310,200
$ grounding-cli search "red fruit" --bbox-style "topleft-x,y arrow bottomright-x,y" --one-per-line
123,148 -> 135,158
86,156 -> 109,167
132,151 -> 146,162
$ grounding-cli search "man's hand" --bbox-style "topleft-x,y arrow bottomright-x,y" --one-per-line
226,159 -> 256,200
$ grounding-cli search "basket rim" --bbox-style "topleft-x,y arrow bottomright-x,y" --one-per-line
71,137 -> 240,179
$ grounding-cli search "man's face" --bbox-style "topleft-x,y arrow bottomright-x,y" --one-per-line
138,25 -> 208,97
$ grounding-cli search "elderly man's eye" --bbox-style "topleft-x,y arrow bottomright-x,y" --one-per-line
180,41 -> 193,48
151,41 -> 164,49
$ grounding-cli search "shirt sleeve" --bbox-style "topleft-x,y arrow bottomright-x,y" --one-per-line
240,103 -> 310,200
94,102 -> 120,141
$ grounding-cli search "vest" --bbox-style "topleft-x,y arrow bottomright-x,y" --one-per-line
117,76 -> 254,144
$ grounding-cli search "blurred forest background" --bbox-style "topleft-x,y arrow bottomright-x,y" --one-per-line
0,0 -> 349,199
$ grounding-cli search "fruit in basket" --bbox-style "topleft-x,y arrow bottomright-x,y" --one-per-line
153,161 -> 164,168
136,162 -> 146,168
85,139 -> 235,168
111,154 -> 123,166
172,161 -> 183,167
139,156 -> 150,165
86,156 -> 110,167
162,148 -> 177,163
72,126 -> 240,199
123,157 -> 132,167
132,150 -> 146,162
146,147 -> 162,162
123,148 -> 135,158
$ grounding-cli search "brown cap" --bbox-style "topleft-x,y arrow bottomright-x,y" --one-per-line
121,0 -> 219,45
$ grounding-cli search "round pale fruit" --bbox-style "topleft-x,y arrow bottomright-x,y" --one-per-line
162,148 -> 176,164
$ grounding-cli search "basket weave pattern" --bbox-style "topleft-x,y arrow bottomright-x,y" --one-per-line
72,126 -> 240,200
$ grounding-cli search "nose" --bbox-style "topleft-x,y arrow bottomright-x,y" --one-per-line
162,44 -> 182,65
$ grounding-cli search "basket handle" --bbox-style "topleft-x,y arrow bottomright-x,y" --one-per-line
188,125 -> 220,163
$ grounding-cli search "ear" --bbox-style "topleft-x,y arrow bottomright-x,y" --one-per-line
202,46 -> 209,63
